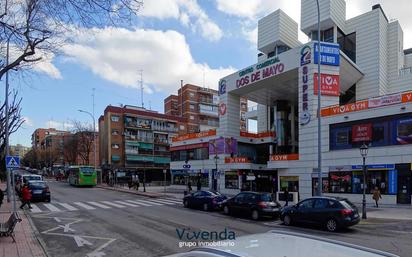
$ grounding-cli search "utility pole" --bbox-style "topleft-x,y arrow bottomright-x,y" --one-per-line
92,88 -> 99,184
5,31 -> 11,202
139,70 -> 144,108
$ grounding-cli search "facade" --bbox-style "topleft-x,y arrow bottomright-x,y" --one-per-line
10,144 -> 30,159
169,1 -> 412,206
98,105 -> 186,181
31,128 -> 67,148
165,84 -> 220,133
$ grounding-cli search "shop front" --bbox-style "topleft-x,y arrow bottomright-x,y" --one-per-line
396,163 -> 412,204
171,169 -> 209,187
240,170 -> 277,193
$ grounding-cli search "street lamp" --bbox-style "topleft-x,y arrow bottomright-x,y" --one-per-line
315,0 -> 322,197
78,109 -> 99,184
360,143 -> 369,219
213,154 -> 218,191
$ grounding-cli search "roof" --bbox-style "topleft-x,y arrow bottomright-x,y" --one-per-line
104,105 -> 186,122
404,48 -> 412,55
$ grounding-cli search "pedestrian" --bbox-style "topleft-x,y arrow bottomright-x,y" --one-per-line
0,188 -> 4,209
187,181 -> 192,193
135,175 -> 140,191
20,184 -> 32,209
372,186 -> 382,208
197,179 -> 201,191
284,187 -> 289,207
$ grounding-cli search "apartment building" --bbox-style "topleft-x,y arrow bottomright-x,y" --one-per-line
98,105 -> 186,181
31,128 -> 67,148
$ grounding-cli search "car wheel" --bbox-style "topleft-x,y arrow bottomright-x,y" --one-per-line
251,210 -> 260,220
283,215 -> 292,226
203,203 -> 209,212
223,206 -> 230,215
183,200 -> 189,208
326,218 -> 338,232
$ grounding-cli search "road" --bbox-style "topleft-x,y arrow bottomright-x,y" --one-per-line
27,181 -> 412,257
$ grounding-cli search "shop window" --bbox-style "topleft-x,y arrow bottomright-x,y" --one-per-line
352,170 -> 389,194
280,176 -> 299,192
225,172 -> 239,189
329,171 -> 352,193
395,118 -> 412,145
336,130 -> 350,145
111,115 -> 120,122
312,177 -> 329,195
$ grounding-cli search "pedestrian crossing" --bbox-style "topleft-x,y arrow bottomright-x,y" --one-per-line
29,198 -> 182,213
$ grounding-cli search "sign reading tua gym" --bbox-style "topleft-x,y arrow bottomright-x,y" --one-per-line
236,57 -> 285,88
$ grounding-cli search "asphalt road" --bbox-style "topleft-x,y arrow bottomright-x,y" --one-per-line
26,180 -> 412,257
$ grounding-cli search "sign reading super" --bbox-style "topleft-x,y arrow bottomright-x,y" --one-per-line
236,57 -> 285,88
314,42 -> 340,66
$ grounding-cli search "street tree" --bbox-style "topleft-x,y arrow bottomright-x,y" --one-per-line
63,134 -> 78,165
0,91 -> 24,179
0,0 -> 143,80
73,121 -> 94,165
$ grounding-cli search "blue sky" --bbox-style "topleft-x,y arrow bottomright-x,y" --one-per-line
7,0 -> 412,147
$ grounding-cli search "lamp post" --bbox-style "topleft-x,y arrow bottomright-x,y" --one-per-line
213,154 -> 218,191
78,109 -> 99,184
360,143 -> 369,219
315,0 -> 322,196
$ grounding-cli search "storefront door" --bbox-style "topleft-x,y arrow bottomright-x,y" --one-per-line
397,164 -> 411,204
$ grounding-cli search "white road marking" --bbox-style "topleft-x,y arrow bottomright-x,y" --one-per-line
58,224 -> 75,233
73,202 -> 96,210
54,217 -> 61,222
136,199 -> 163,206
154,199 -> 182,204
43,203 -> 61,212
30,204 -> 43,213
100,201 -> 126,208
114,201 -> 139,207
74,235 -> 93,247
57,203 -> 78,211
87,202 -> 112,209
149,199 -> 176,205
125,200 -> 152,206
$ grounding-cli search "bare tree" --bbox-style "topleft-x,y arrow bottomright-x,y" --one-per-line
0,0 -> 143,80
63,134 -> 78,165
73,121 -> 94,165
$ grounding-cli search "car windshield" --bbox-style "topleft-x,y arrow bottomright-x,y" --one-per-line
29,181 -> 46,188
260,194 -> 273,202
25,176 -> 41,181
81,167 -> 95,175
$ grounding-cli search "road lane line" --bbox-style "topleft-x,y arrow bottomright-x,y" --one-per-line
114,201 -> 139,207
149,199 -> 177,205
30,204 -> 43,213
57,203 -> 78,211
135,199 -> 163,206
88,202 -> 112,209
43,203 -> 61,212
101,201 -> 126,208
125,200 -> 152,206
73,202 -> 96,210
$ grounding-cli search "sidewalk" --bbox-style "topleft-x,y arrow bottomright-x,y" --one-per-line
362,206 -> 412,220
0,184 -> 47,257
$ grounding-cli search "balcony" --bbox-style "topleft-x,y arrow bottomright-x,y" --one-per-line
125,149 -> 139,155
152,126 -> 178,133
154,138 -> 169,145
199,104 -> 218,116
125,141 -> 153,150
125,136 -> 153,143
154,156 -> 171,164
126,155 -> 154,162
199,119 -> 219,127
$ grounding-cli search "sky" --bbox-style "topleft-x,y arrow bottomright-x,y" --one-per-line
6,0 -> 412,147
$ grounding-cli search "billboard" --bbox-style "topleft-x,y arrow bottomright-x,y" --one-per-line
209,138 -> 238,155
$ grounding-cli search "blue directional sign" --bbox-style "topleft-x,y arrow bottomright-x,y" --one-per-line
6,156 -> 20,168
314,42 -> 340,66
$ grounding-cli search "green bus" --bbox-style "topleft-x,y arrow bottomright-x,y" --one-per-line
68,166 -> 97,186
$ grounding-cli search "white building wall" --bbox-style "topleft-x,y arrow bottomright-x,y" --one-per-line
301,0 -> 346,34
257,104 -> 269,133
387,21 -> 404,84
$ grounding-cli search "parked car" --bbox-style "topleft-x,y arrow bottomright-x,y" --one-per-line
220,192 -> 281,220
163,230 -> 399,257
183,190 -> 227,211
280,196 -> 360,232
17,174 -> 43,193
27,180 -> 51,202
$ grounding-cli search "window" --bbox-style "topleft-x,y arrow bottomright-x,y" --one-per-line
234,193 -> 246,202
352,170 -> 389,194
323,28 -> 334,43
180,125 -> 185,130
190,115 -> 195,120
189,92 -> 195,99
395,118 -> 412,145
225,172 -> 239,189
329,171 -> 352,193
112,144 -> 120,149
190,104 -> 196,111
111,115 -> 120,122
314,199 -> 329,209
336,130 -> 350,145
299,199 -> 314,209
112,129 -> 119,136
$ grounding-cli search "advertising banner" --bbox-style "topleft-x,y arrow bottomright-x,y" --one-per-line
395,118 -> 412,145
172,129 -> 216,142
369,94 -> 402,108
352,124 -> 372,142
313,73 -> 340,96
209,138 -> 238,155
388,169 -> 397,195
314,42 -> 340,66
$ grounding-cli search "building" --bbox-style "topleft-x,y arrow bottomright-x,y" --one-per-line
31,128 -> 68,148
165,84 -> 220,133
169,0 -> 412,206
10,144 -> 30,159
98,105 -> 186,182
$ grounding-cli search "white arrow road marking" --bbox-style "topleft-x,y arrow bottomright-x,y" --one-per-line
125,200 -> 152,206
114,201 -> 139,207
74,235 -> 93,247
87,202 -> 111,209
30,204 -> 42,213
100,201 -> 126,208
58,224 -> 76,233
43,203 -> 61,212
57,203 -> 78,211
73,202 -> 96,210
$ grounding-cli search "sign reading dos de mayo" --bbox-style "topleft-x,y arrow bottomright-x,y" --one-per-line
236,57 -> 285,89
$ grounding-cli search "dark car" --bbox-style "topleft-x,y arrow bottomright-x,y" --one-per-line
183,190 -> 227,211
220,192 -> 281,220
280,197 -> 360,232
27,180 -> 51,202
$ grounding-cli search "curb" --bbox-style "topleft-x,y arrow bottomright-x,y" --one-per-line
22,208 -> 51,257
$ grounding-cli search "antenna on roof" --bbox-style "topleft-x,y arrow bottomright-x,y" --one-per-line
203,67 -> 206,89
139,69 -> 144,108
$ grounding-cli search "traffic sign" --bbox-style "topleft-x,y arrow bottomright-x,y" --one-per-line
6,156 -> 20,168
